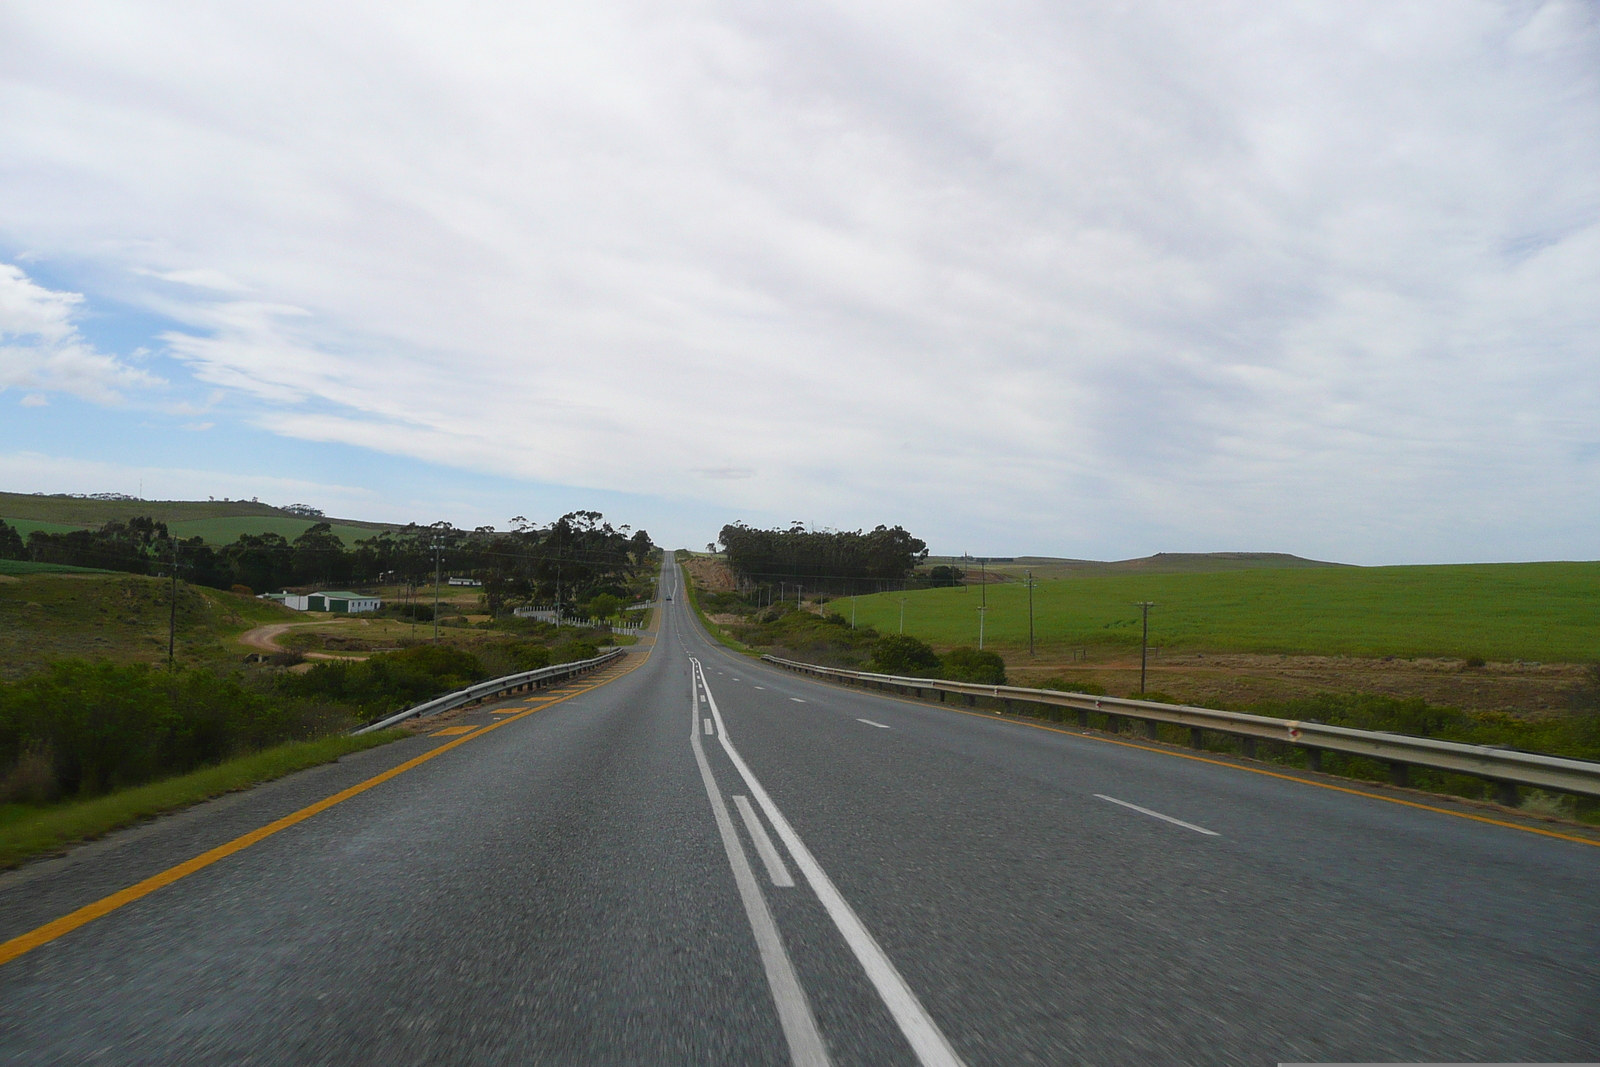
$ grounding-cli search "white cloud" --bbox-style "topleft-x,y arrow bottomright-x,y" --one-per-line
0,263 -> 161,403
19,393 -> 47,407
0,1 -> 1596,561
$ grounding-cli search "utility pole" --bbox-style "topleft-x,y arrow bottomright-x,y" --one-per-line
980,558 -> 986,609
1026,569 -> 1035,657
168,538 -> 179,669
1137,601 -> 1155,695
962,552 -> 968,593
898,597 -> 906,634
850,597 -> 856,629
978,605 -> 987,650
433,536 -> 443,643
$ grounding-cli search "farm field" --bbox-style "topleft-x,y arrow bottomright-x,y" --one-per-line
835,562 -> 1600,712
0,491 -> 398,546
162,516 -> 384,545
847,562 -> 1600,663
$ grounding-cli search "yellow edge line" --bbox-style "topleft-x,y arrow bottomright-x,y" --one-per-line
817,677 -> 1600,849
0,651 -> 649,967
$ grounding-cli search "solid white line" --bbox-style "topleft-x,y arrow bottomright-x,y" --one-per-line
754,686 -> 766,690
690,674 -> 829,1066
789,697 -> 807,703
856,719 -> 890,729
734,795 -> 796,887
704,718 -> 715,735
696,660 -> 966,1067
1094,794 -> 1220,836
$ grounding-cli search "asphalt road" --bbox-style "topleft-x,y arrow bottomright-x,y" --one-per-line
1,554 -> 1596,1065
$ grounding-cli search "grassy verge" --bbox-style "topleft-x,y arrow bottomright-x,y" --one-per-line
0,730 -> 407,869
678,563 -> 755,656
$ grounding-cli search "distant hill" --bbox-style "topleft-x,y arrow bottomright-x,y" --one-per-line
934,551 -> 1351,580
0,491 -> 402,547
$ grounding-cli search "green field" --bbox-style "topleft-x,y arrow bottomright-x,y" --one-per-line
0,491 -> 398,546
162,516 -> 387,545
0,559 -> 114,576
843,562 -> 1600,663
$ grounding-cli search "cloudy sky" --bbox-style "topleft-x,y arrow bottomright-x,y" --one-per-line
2,1 -> 1596,563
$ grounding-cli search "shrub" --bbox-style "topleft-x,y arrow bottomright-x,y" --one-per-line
1034,674 -> 1107,696
230,584 -> 254,596
478,641 -> 551,676
940,647 -> 1007,685
871,635 -> 941,676
553,640 -> 599,663
0,660 -> 314,798
280,645 -> 486,716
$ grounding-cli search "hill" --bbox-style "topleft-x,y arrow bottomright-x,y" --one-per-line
0,570 -> 296,679
929,551 -> 1349,580
0,492 -> 399,547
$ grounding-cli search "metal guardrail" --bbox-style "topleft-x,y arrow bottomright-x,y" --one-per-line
761,655 -> 1600,802
353,647 -> 627,735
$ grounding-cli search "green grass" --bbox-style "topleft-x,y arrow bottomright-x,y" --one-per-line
0,559 -> 114,576
0,731 -> 407,869
844,562 -> 1600,662
0,572 -> 298,678
1,518 -> 82,539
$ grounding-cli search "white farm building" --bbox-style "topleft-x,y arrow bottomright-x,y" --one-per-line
263,591 -> 382,613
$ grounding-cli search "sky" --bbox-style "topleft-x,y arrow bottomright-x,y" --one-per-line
1,1 -> 1596,564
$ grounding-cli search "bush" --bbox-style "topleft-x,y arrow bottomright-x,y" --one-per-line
231,584 -> 254,596
387,603 -> 435,622
939,647 -> 1007,685
871,635 -> 941,676
478,641 -> 551,676
1034,674 -> 1107,696
0,660 -> 314,798
280,645 -> 486,716
553,640 -> 599,663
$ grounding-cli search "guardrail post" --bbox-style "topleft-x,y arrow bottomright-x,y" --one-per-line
1495,781 -> 1518,807
1078,709 -> 1089,728
1143,719 -> 1159,740
939,690 -> 946,702
1189,727 -> 1204,749
965,693 -> 975,707
1001,698 -> 1012,714
1106,714 -> 1121,734
1389,762 -> 1409,787
1239,737 -> 1256,758
1305,748 -> 1322,772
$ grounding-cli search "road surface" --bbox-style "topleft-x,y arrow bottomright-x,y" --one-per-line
2,554 -> 1596,1064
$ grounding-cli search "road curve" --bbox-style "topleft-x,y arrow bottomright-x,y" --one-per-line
1,554 -> 1595,1065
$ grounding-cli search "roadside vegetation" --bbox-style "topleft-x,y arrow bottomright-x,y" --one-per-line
680,556 -> 1005,684
0,731 -> 404,868
0,498 -> 659,867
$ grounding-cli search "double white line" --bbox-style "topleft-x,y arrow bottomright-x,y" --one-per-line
689,657 -> 966,1067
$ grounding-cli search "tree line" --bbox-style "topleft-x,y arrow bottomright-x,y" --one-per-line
0,510 -> 653,611
716,522 -> 928,594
